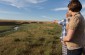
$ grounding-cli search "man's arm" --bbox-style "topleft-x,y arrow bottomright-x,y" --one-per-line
53,20 -> 64,26
53,20 -> 58,24
63,16 -> 80,42
63,29 -> 74,42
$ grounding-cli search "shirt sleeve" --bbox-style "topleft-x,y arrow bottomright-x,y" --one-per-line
68,16 -> 80,30
58,20 -> 64,26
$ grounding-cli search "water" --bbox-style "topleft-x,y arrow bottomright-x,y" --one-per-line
14,26 -> 19,31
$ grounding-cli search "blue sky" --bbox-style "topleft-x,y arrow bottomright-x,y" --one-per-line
0,0 -> 85,21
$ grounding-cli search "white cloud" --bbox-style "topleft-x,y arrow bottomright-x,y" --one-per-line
0,0 -> 47,8
42,16 -> 49,18
26,0 -> 47,4
52,4 -> 85,11
52,7 -> 68,11
82,4 -> 85,9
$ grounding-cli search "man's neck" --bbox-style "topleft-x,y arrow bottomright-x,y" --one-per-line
71,12 -> 80,16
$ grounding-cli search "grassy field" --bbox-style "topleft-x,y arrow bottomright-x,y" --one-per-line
0,23 -> 62,55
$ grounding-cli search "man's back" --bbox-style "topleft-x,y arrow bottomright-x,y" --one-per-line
66,13 -> 85,50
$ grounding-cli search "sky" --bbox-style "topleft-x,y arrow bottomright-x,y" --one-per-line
0,0 -> 85,21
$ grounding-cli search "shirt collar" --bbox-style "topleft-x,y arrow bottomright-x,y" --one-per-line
74,12 -> 80,16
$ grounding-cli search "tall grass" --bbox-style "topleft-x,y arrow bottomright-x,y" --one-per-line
0,23 -> 62,55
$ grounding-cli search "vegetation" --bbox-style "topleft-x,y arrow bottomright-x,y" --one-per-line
0,23 -> 62,55
0,26 -> 13,31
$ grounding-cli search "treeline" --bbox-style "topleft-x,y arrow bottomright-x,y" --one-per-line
0,21 -> 52,26
0,22 -> 21,26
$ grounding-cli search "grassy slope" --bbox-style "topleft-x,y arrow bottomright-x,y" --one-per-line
0,23 -> 62,55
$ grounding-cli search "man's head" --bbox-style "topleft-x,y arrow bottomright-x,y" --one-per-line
68,0 -> 82,12
70,0 -> 79,1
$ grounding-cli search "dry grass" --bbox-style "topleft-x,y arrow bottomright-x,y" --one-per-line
0,23 -> 62,55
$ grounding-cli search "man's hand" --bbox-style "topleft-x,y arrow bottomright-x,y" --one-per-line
62,41 -> 67,46
53,20 -> 58,24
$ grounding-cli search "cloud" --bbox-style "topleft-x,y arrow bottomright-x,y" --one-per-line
26,0 -> 47,4
0,0 -> 47,8
82,4 -> 85,9
52,7 -> 68,11
52,4 -> 85,11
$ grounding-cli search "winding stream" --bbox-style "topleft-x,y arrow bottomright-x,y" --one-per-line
0,26 -> 20,34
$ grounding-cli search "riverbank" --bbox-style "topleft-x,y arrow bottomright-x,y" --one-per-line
0,25 -> 20,37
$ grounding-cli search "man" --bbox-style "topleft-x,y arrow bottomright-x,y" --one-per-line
63,0 -> 85,55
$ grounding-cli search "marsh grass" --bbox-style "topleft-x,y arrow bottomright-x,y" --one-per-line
0,23 -> 62,55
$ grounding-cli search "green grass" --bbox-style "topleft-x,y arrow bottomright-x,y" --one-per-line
0,23 -> 62,55
0,25 -> 17,37
0,26 -> 13,31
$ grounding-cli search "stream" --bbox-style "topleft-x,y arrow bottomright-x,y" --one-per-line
0,26 -> 20,34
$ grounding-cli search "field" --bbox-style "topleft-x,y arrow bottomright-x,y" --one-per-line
0,23 -> 62,55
